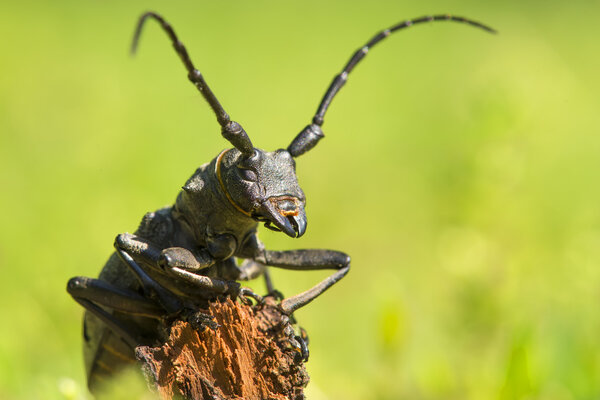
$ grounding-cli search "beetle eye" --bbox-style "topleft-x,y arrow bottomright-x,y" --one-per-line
239,168 -> 258,182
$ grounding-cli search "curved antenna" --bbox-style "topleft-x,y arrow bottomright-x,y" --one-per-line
288,14 -> 496,157
132,12 -> 254,156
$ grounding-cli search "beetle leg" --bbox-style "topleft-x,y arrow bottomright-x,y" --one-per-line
116,233 -> 263,305
67,276 -> 163,318
294,330 -> 310,362
76,299 -> 138,349
238,263 -> 304,357
263,268 -> 282,298
258,249 -> 350,314
278,314 -> 310,362
238,259 -> 284,303
238,287 -> 264,306
155,247 -> 264,306
237,259 -> 265,281
115,247 -> 183,315
183,310 -> 220,332
282,310 -> 309,361
164,264 -> 264,306
115,233 -> 235,310
67,277 -> 163,348
297,326 -> 309,361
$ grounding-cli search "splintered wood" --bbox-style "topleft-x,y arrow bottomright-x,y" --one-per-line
135,298 -> 309,400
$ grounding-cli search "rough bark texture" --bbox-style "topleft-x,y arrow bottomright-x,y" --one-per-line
135,298 -> 309,400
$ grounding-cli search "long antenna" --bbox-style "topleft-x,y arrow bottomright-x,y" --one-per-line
288,14 -> 496,157
312,14 -> 496,127
131,12 -> 254,156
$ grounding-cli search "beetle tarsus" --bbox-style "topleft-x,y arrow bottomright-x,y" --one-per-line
185,310 -> 220,332
294,334 -> 310,363
268,289 -> 285,301
238,287 -> 264,306
278,314 -> 310,363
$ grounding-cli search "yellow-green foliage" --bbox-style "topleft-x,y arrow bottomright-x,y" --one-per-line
1,1 -> 599,399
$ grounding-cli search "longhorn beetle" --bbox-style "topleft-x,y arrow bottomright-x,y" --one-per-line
67,11 -> 495,391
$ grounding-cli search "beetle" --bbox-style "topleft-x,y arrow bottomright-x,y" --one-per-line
67,11 -> 495,392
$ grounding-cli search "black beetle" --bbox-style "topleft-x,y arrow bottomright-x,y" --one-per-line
67,11 -> 495,392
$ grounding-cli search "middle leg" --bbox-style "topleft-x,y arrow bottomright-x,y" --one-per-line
257,249 -> 351,315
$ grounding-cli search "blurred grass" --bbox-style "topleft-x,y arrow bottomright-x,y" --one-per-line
1,0 -> 600,399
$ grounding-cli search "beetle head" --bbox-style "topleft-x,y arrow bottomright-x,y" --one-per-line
217,148 -> 307,238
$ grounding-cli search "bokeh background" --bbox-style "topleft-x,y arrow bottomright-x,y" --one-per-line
2,0 -> 600,399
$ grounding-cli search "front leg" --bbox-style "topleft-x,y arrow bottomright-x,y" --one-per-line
116,233 -> 262,305
257,249 -> 350,314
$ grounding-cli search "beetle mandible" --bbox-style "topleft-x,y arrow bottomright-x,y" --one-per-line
67,11 -> 495,391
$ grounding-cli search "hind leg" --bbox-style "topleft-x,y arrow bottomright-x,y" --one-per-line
67,276 -> 164,348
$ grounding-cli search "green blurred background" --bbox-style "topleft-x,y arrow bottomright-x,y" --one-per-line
2,0 -> 600,399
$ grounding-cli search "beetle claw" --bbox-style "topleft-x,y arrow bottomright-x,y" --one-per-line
268,289 -> 285,301
238,287 -> 264,306
185,310 -> 220,332
288,334 -> 309,363
277,314 -> 309,363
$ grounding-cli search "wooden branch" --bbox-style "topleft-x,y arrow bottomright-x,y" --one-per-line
135,297 -> 309,400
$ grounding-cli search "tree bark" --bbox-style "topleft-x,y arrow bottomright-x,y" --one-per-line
135,297 -> 309,400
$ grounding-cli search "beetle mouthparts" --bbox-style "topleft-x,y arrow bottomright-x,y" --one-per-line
288,210 -> 307,238
259,197 -> 307,238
